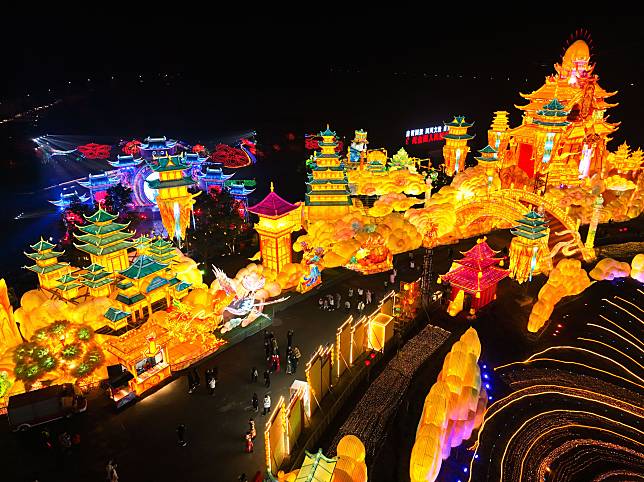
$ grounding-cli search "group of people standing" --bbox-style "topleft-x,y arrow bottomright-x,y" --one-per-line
186,366 -> 218,395
319,287 -> 375,313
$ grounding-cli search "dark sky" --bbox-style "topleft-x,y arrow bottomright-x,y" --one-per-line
4,15 -> 644,96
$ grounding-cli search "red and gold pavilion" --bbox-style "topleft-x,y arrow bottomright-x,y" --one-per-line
440,238 -> 508,316
495,38 -> 620,186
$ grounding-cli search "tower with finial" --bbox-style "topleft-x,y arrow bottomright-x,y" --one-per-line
305,125 -> 352,223
442,116 -> 474,176
248,183 -> 302,273
488,111 -> 510,151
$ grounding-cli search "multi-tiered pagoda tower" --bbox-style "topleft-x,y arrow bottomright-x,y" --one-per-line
24,239 -> 70,290
508,210 -> 551,283
305,126 -> 352,223
74,208 -> 134,273
146,154 -> 200,242
443,116 -> 475,176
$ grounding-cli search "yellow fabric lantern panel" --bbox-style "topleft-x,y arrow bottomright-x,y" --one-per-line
336,435 -> 366,463
410,424 -> 443,482
632,254 -> 644,282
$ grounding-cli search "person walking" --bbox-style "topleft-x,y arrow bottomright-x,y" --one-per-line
208,372 -> 216,395
323,297 -> 329,311
366,289 -> 372,305
264,369 -> 271,388
329,296 -> 335,311
345,300 -> 351,313
251,366 -> 259,383
249,418 -> 256,440
357,300 -> 365,314
106,460 -> 118,482
176,424 -> 187,447
348,287 -> 354,298
357,287 -> 363,298
263,394 -> 271,415
252,393 -> 259,412
335,293 -> 341,310
410,258 -> 415,270
318,297 -> 324,309
286,348 -> 293,374
245,431 -> 254,453
287,330 -> 294,350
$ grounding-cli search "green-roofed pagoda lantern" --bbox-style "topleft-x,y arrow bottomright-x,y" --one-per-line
55,272 -> 82,300
24,238 -> 69,290
79,263 -> 114,298
145,153 -> 200,243
73,208 -> 134,273
443,116 -> 475,176
148,237 -> 179,265
474,145 -> 500,189
115,255 -> 173,321
508,209 -> 552,283
133,235 -> 152,257
304,125 -> 352,224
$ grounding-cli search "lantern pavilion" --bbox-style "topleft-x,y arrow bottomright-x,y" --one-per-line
139,136 -> 179,160
305,125 -> 352,223
54,273 -> 82,300
440,238 -> 508,315
74,208 -> 134,273
49,187 -> 90,208
145,153 -> 200,242
198,164 -> 235,192
443,116 -> 474,176
508,210 -> 551,283
248,183 -> 302,273
496,39 -> 620,186
77,172 -> 119,205
24,238 -> 70,290
488,111 -> 510,150
148,238 -> 178,265
474,145 -> 500,188
78,263 -> 114,298
348,129 -> 369,169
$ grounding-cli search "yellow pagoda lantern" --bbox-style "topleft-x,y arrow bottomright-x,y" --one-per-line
145,154 -> 200,243
508,210 -> 552,283
442,116 -> 474,176
248,183 -> 302,274
488,110 -> 510,151
24,238 -> 70,290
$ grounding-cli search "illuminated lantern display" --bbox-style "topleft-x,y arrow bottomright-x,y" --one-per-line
305,125 -> 353,223
77,172 -> 119,205
54,273 -> 82,301
48,188 -> 90,208
473,145 -> 500,189
508,210 -> 551,283
24,238 -> 70,290
488,110 -> 510,150
584,193 -> 604,249
409,328 -> 487,482
439,238 -> 508,316
122,139 -> 142,156
606,143 -> 643,178
501,38 -> 619,186
442,116 -> 474,176
138,136 -> 178,160
348,129 -> 369,170
74,208 -> 134,273
145,154 -> 200,243
248,183 -> 302,274
78,263 -> 114,298
198,164 -> 235,192
528,258 -> 590,332
77,143 -> 112,160
148,238 -> 179,265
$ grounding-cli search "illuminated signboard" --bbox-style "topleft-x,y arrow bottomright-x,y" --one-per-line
405,126 -> 447,145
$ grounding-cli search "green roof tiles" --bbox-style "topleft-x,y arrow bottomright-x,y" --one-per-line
116,293 -> 145,305
25,262 -> 68,274
146,154 -> 190,172
30,238 -> 56,251
80,277 -> 114,289
57,273 -> 78,283
319,126 -> 337,137
116,280 -> 134,290
25,250 -> 64,261
444,134 -> 475,140
119,255 -> 168,280
445,116 -> 474,128
84,208 -> 119,223
146,177 -> 195,189
84,263 -> 106,272
75,241 -> 134,256
77,221 -> 130,236
479,145 -> 497,154
81,270 -> 110,282
175,282 -> 191,292
74,230 -> 134,247
56,283 -> 82,291
104,307 -> 130,322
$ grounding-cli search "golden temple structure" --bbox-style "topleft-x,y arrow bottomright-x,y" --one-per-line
495,39 -> 621,187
